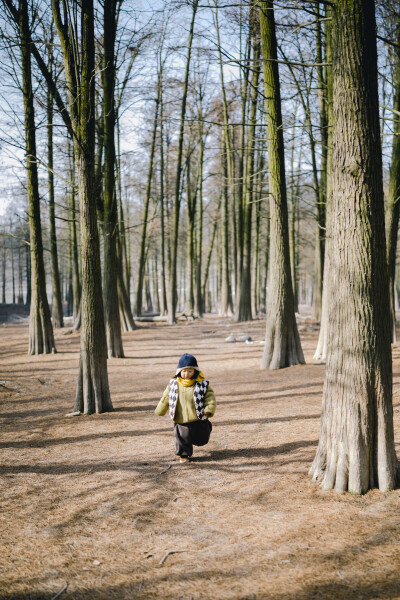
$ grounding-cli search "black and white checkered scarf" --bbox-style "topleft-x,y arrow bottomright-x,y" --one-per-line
168,378 -> 209,420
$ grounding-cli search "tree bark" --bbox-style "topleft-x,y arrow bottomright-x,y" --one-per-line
259,0 -> 304,370
47,44 -> 64,329
53,0 -> 112,413
386,8 -> 400,344
102,0 -> 124,358
237,25 -> 260,322
19,0 -> 55,354
310,0 -> 398,493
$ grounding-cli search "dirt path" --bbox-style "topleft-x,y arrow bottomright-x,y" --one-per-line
1,316 -> 400,600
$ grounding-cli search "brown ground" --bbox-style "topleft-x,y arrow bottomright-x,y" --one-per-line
1,314 -> 400,600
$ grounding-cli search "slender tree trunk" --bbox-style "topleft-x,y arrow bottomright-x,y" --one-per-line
47,61 -> 64,328
10,235 -> 15,304
314,6 -> 333,361
2,240 -> 6,303
102,0 -> 123,357
167,0 -> 198,324
195,117 -> 206,317
19,0 -> 55,354
136,74 -> 160,316
159,69 -> 168,316
259,1 -> 304,370
310,0 -> 397,493
219,137 -> 233,316
386,7 -> 400,344
237,28 -> 260,321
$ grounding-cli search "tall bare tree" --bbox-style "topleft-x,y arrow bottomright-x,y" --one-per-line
310,0 -> 397,493
259,0 -> 304,370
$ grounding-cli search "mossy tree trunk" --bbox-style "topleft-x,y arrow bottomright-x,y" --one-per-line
259,0 -> 304,370
310,0 -> 397,493
102,0 -> 123,357
19,0 -> 55,354
53,0 -> 112,413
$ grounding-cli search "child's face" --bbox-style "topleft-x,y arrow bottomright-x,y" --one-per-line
180,367 -> 196,379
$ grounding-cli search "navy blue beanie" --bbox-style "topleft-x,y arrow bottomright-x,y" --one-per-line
176,353 -> 199,375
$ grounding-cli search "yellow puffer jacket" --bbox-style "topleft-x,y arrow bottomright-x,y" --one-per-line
155,380 -> 216,424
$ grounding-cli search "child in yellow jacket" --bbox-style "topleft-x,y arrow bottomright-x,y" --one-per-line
155,353 -> 216,463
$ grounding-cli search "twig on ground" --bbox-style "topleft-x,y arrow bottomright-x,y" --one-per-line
156,464 -> 172,476
160,549 -> 187,564
234,440 -> 261,453
0,381 -> 13,391
50,584 -> 68,600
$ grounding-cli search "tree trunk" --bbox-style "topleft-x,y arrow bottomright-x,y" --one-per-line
310,0 -> 397,493
53,0 -> 112,412
386,8 -> 400,344
314,5 -> 333,362
136,74 -> 160,316
47,61 -> 64,328
259,1 -> 304,370
219,137 -> 233,316
102,0 -> 123,358
167,0 -> 198,324
2,239 -> 6,303
195,119 -> 205,317
237,27 -> 260,322
19,0 -> 55,354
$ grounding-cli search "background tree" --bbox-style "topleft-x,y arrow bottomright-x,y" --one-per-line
259,0 -> 304,370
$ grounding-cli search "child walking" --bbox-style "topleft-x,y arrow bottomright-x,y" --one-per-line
155,353 -> 216,463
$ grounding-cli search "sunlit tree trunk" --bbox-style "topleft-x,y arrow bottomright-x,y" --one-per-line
310,0 -> 397,493
259,0 -> 304,370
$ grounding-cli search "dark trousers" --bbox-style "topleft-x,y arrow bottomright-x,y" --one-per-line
174,419 -> 212,458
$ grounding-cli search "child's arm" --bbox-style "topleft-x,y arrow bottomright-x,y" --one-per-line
204,385 -> 216,418
155,385 -> 170,416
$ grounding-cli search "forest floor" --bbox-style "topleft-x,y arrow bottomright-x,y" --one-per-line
1,311 -> 400,600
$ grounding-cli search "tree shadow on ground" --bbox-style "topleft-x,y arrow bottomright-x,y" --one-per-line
0,439 -> 317,476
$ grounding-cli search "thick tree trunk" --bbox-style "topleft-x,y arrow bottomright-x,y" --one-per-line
19,0 -> 55,354
259,1 -> 304,370
53,0 -> 113,412
310,0 -> 397,493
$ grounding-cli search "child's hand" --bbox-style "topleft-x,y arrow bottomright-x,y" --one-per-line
204,412 -> 211,418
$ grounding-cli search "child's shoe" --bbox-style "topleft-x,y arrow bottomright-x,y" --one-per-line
179,456 -> 190,463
